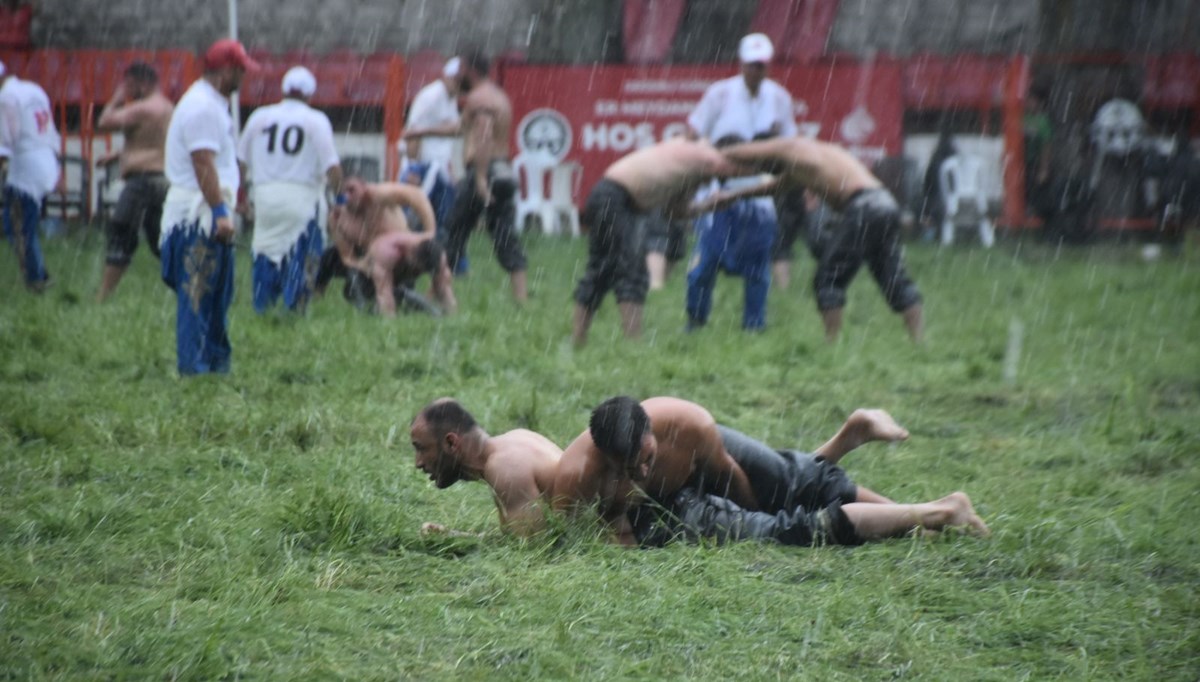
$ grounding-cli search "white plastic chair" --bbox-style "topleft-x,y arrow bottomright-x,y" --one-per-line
546,161 -> 582,237
938,154 -> 994,247
514,152 -> 554,236
514,153 -> 581,237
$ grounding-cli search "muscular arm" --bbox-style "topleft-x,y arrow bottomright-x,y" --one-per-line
687,178 -> 779,216
191,149 -> 235,242
96,83 -> 129,132
97,96 -> 152,133
693,424 -> 759,511
375,183 -> 437,234
467,109 -> 496,201
489,464 -> 547,536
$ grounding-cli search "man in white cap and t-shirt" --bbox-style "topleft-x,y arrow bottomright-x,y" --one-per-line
400,57 -> 464,270
0,59 -> 61,293
684,33 -> 797,332
402,57 -> 462,181
237,65 -> 342,314
159,38 -> 258,375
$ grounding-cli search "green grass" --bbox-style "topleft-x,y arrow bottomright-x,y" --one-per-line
2,227 -> 1199,680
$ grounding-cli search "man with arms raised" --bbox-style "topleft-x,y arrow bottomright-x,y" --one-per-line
442,51 -> 528,303
95,62 -> 174,302
159,39 -> 257,375
717,137 -> 924,342
329,176 -> 456,316
555,396 -> 987,547
237,66 -> 341,313
410,398 -> 562,536
572,137 -> 747,347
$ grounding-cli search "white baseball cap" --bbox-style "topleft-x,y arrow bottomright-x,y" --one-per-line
738,33 -> 774,64
442,57 -> 461,78
281,66 -> 317,98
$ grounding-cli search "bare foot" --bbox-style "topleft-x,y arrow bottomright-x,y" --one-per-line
941,492 -> 990,537
845,408 -> 909,447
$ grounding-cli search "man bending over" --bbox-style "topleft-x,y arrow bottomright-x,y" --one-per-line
327,176 -> 455,316
718,137 -> 924,342
572,138 -> 747,347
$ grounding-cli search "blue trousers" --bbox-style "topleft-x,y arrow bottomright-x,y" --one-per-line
686,198 -> 776,330
252,220 -> 324,313
161,225 -> 235,375
3,186 -> 49,286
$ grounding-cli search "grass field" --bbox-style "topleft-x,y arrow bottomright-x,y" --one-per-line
2,227 -> 1198,680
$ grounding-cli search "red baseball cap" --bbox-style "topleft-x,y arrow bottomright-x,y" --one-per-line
203,39 -> 260,71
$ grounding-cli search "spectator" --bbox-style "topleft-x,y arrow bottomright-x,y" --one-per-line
921,130 -> 957,239
0,58 -> 60,293
685,34 -> 797,331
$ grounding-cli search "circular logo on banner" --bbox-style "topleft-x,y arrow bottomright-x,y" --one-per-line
517,108 -> 572,161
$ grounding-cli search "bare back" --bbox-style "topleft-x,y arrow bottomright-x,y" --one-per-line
483,429 -> 562,533
461,80 -> 512,166
639,397 -> 757,508
604,139 -> 736,215
724,137 -> 881,209
118,92 -> 174,174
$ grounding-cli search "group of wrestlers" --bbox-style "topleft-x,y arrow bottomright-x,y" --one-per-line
410,395 -> 989,548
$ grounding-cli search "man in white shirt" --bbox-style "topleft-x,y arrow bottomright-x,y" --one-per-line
685,34 -> 796,332
0,60 -> 61,293
159,38 -> 258,375
402,57 -> 461,181
401,57 -> 465,272
238,66 -> 341,314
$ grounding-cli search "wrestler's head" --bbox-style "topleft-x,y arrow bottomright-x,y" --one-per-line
123,62 -> 158,100
589,396 -> 655,481
411,398 -> 477,488
413,239 -> 445,276
459,50 -> 490,92
342,176 -> 368,211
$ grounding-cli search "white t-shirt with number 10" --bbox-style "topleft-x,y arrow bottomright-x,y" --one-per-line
237,98 -> 339,189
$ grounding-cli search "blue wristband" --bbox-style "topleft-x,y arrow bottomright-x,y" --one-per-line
211,203 -> 230,221
335,193 -> 347,206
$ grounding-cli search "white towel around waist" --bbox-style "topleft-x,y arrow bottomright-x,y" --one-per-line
159,185 -> 236,247
251,182 -> 326,264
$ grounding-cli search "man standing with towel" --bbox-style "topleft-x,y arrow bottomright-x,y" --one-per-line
238,65 -> 342,313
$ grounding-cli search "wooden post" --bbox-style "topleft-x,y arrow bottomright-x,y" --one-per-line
1001,54 -> 1029,231
383,54 -> 406,182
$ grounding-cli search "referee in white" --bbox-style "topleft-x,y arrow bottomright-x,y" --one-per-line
238,66 -> 341,313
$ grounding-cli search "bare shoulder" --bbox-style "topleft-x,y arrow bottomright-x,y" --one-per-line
642,396 -> 715,427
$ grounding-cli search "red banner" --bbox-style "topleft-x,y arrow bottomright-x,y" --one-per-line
503,61 -> 903,202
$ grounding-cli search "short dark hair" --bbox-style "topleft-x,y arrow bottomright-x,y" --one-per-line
463,50 -> 490,77
414,239 -> 444,274
417,399 -> 477,438
714,134 -> 746,148
124,62 -> 159,86
589,396 -> 650,467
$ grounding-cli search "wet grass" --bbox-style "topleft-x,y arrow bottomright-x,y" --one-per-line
2,228 -> 1199,679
